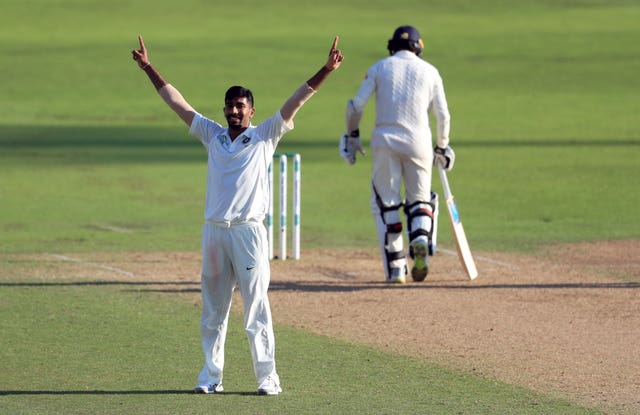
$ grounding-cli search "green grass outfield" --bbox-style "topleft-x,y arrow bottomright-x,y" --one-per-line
0,278 -> 603,415
1,0 -> 638,413
1,0 -> 638,253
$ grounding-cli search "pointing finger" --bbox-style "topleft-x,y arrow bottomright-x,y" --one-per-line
331,36 -> 339,51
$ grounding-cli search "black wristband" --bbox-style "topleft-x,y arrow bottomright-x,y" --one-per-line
143,64 -> 168,91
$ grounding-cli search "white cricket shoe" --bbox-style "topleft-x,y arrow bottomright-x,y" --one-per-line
257,376 -> 282,396
194,382 -> 224,394
386,266 -> 406,284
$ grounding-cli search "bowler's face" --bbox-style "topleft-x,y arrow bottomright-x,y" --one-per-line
224,97 -> 255,130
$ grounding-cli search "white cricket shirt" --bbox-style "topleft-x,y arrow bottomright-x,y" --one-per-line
189,110 -> 293,223
351,50 -> 451,159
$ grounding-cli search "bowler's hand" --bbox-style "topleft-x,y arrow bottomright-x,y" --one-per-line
131,35 -> 150,68
325,36 -> 344,71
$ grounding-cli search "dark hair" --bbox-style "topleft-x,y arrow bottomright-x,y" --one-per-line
225,86 -> 254,107
387,25 -> 424,57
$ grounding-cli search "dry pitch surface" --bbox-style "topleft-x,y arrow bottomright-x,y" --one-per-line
2,239 -> 639,414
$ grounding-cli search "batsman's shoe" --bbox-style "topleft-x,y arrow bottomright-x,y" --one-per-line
257,376 -> 282,396
194,382 -> 224,394
410,240 -> 429,282
386,266 -> 406,284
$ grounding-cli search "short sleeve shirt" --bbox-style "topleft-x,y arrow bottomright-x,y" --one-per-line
189,110 -> 293,223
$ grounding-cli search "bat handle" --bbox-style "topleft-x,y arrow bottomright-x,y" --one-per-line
437,163 -> 453,201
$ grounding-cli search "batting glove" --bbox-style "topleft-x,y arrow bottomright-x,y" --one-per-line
339,130 -> 365,165
434,145 -> 455,171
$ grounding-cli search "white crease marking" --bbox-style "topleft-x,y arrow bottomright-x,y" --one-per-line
438,248 -> 518,269
48,254 -> 135,277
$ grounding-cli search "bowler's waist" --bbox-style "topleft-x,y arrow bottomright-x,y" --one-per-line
205,217 -> 262,228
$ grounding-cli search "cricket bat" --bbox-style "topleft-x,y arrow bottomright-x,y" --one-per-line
437,164 -> 478,280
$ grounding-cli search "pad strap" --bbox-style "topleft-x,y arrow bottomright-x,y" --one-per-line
386,250 -> 406,262
405,200 -> 435,241
386,222 -> 403,234
373,185 -> 404,214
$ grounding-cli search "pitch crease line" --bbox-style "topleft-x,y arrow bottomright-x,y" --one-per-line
438,248 -> 518,269
48,254 -> 135,277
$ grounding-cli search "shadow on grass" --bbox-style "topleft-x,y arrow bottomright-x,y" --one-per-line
2,280 -> 638,293
0,281 -> 199,288
271,280 -> 640,292
0,390 -> 256,396
1,124 -> 637,149
141,279 -> 640,293
1,123 -> 638,165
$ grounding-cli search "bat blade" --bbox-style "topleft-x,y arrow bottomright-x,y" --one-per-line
438,165 -> 478,280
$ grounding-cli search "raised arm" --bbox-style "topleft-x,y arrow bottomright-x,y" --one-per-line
280,36 -> 344,124
132,35 -> 196,127
307,36 -> 344,90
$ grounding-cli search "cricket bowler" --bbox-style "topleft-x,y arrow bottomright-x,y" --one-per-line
132,35 -> 343,395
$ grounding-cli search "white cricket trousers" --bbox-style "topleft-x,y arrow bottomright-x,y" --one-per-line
370,146 -> 432,207
197,220 -> 279,387
370,147 -> 433,277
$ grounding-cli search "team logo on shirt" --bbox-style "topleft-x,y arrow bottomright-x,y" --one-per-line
242,136 -> 251,145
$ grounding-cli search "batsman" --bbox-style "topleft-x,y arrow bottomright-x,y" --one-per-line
341,25 -> 455,283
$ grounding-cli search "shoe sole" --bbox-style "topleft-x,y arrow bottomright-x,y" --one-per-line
411,243 -> 429,282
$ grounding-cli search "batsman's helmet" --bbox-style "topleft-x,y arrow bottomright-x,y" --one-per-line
387,25 -> 424,56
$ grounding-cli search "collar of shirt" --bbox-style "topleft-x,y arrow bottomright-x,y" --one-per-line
218,126 -> 255,150
393,50 -> 418,60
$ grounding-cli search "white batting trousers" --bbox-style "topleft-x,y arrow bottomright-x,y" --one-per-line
371,147 -> 432,205
197,220 -> 279,387
370,147 -> 433,277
